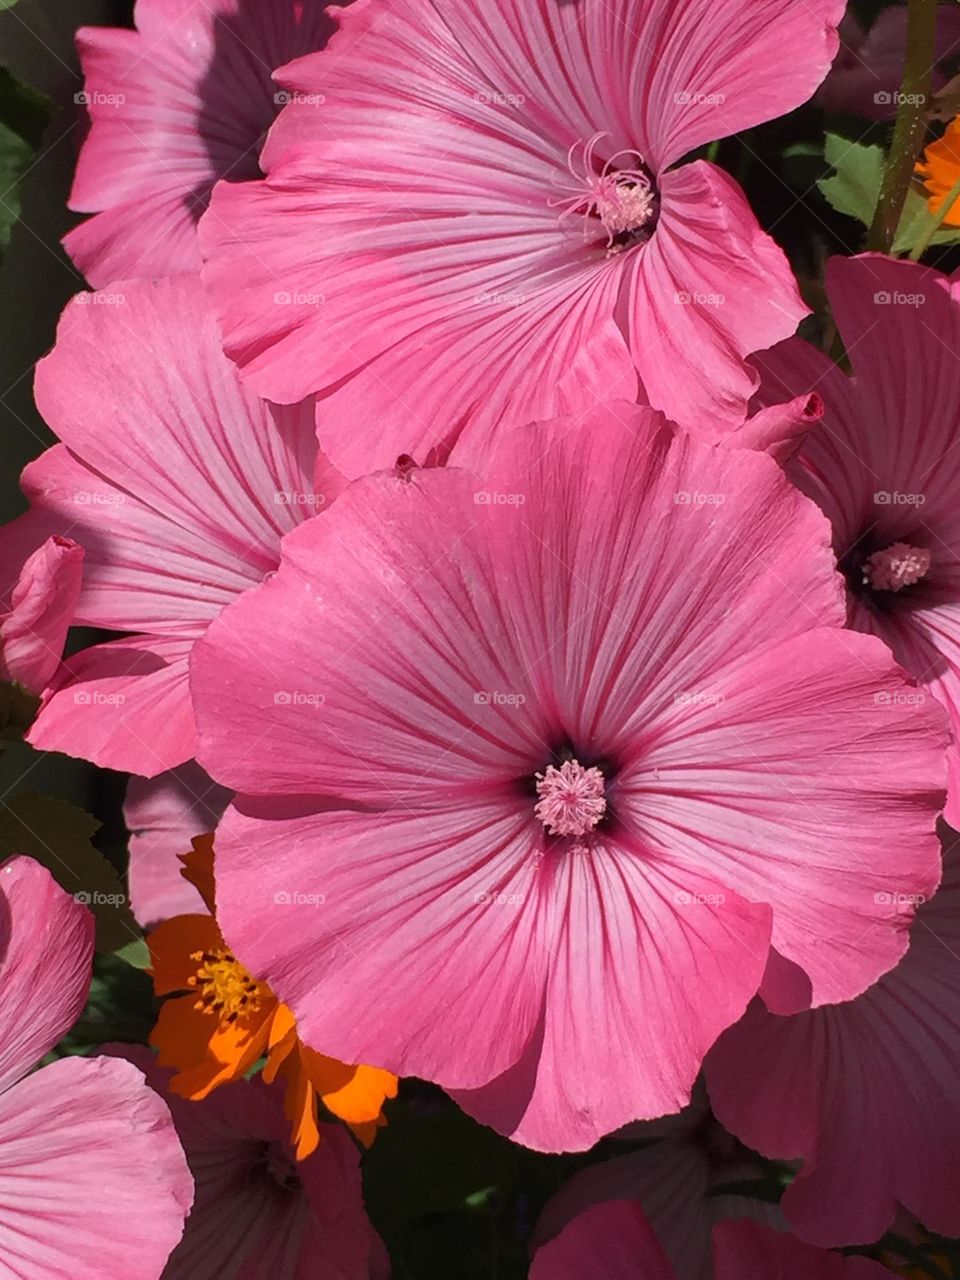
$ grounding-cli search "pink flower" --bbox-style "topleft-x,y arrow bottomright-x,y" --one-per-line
533,1090 -> 781,1280
705,825 -> 960,1248
0,535 -> 83,694
0,856 -> 192,1277
530,1205 -> 888,1279
121,1048 -> 389,1279
125,763 -> 231,926
818,5 -> 960,120
66,0 -> 335,285
0,275 -> 344,777
753,253 -> 960,826
200,0 -> 843,477
193,402 -> 945,1152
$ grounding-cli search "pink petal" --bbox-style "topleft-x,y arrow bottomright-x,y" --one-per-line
706,833 -> 960,1246
214,801 -> 550,1090
29,635 -> 195,776
0,536 -> 83,693
0,1055 -> 192,1278
625,162 -> 808,427
453,852 -> 770,1150
67,0 -> 334,284
713,1222 -> 890,1279
124,763 -> 231,926
530,1201 -> 675,1280
0,856 -> 93,1093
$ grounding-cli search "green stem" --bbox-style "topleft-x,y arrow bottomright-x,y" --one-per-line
867,0 -> 938,252
909,174 -> 960,259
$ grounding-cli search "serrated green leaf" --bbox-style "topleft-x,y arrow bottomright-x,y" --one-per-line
0,791 -> 137,952
114,937 -> 150,969
817,134 -> 885,227
0,65 -> 53,254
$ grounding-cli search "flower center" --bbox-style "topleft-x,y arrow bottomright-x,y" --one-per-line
862,541 -> 932,593
188,948 -> 263,1023
550,131 -> 656,251
535,759 -> 607,837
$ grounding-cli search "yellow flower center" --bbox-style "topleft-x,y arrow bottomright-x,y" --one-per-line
188,948 -> 263,1023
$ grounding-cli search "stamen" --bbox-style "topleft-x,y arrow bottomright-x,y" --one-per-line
863,542 -> 932,593
549,131 -> 655,248
535,759 -> 607,837
189,947 -> 264,1024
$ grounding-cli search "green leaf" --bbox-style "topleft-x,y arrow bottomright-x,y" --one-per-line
114,937 -> 150,969
817,134 -> 885,227
0,1 -> 20,10
0,791 -> 138,952
0,65 -> 54,254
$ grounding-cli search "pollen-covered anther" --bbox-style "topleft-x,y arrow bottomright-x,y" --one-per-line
189,947 -> 263,1023
863,542 -> 932,593
535,759 -> 607,837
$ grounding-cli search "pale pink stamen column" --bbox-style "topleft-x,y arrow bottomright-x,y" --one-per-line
534,759 -> 607,837
863,542 -> 932,592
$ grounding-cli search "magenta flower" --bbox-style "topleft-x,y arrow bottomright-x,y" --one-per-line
753,254 -> 960,827
0,535 -> 83,694
533,1092 -> 780,1280
123,1049 -> 389,1280
66,0 -> 334,285
0,856 -> 192,1276
200,0 -> 843,476
530,1205 -> 888,1280
0,275 -> 343,778
706,827 -> 960,1248
193,403 -> 945,1151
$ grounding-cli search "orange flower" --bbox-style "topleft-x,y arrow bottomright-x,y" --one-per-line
916,117 -> 960,227
147,835 -> 397,1159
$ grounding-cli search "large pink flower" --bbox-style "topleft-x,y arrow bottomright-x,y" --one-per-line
530,1205 -> 889,1279
193,402 -> 946,1152
0,275 -> 344,777
0,856 -> 192,1276
753,253 -> 960,826
66,0 -> 335,285
200,0 -> 842,476
119,1048 -> 388,1279
705,824 -> 960,1248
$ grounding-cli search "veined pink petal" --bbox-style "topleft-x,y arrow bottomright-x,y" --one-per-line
0,536 -> 83,694
125,764 -> 231,926
66,0 -> 335,284
0,857 -> 93,1094
201,0 -> 841,437
0,1055 -> 192,1278
29,635 -> 195,776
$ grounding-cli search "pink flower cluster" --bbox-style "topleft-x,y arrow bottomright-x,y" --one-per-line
3,0 -> 960,1273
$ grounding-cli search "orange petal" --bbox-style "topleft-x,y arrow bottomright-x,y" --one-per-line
271,1048 -> 321,1160
151,992 -> 275,1100
147,913 -> 223,995
178,833 -> 217,914
917,118 -> 960,227
302,1046 -> 399,1126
